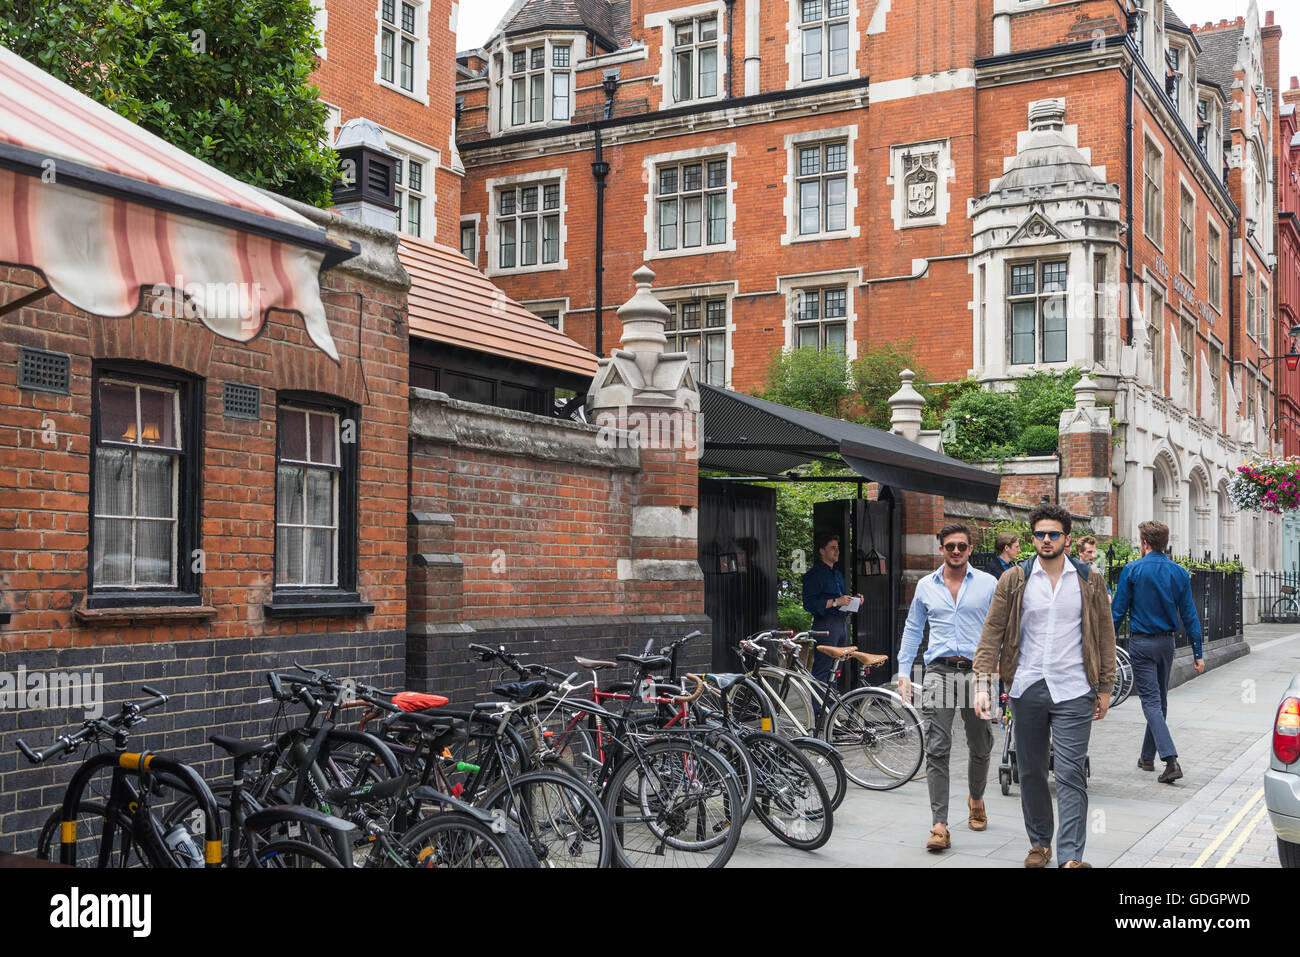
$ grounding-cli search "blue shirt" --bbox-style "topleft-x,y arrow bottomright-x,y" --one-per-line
897,564 -> 999,678
1111,552 -> 1203,658
802,561 -> 848,621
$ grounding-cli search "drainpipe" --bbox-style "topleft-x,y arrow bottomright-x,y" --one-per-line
1230,215 -> 1238,384
724,0 -> 736,99
592,72 -> 619,357
1125,22 -> 1136,344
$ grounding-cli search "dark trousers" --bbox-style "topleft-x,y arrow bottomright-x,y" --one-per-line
1010,679 -> 1094,865
810,613 -> 849,717
1129,633 -> 1177,761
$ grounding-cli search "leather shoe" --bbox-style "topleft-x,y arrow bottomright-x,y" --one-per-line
968,797 -> 987,831
1024,845 -> 1051,868
1137,758 -> 1154,772
1158,760 -> 1183,784
926,824 -> 951,851
1062,860 -> 1092,868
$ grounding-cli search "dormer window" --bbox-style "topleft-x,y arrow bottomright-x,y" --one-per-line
491,36 -> 576,132
1166,47 -> 1180,109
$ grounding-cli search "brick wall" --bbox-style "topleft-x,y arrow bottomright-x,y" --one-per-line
0,206 -> 410,854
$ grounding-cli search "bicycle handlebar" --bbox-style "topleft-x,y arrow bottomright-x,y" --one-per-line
16,684 -> 171,765
672,674 -> 706,703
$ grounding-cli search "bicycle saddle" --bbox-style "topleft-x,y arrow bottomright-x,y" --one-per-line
849,651 -> 889,669
391,691 -> 450,712
615,654 -> 670,670
815,645 -> 858,659
574,656 -> 618,670
209,734 -> 275,761
491,679 -> 552,702
704,673 -> 746,691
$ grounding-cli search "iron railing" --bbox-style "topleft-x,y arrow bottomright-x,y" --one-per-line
1257,571 -> 1300,623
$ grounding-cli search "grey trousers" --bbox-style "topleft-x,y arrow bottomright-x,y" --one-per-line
921,664 -> 994,825
1010,678 -> 1094,865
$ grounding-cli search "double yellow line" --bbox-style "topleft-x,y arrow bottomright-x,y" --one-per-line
1191,788 -> 1269,868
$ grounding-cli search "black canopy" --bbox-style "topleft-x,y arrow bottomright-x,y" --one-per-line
698,385 -> 1002,502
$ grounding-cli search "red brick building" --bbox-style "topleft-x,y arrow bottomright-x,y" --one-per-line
1275,77 -> 1300,457
450,0 -> 1284,572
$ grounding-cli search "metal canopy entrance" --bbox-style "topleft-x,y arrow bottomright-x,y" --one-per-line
698,384 -> 1001,501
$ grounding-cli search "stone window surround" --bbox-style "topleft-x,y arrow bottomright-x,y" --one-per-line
645,2 -> 728,108
642,144 -> 738,262
520,297 -> 570,334
373,0 -> 431,106
1142,129 -> 1165,252
1177,173 -> 1196,284
782,126 -> 860,245
777,268 -> 860,360
785,0 -> 861,90
484,168 -> 570,277
487,31 -> 581,135
652,279 -> 737,386
1144,268 -> 1169,393
383,127 -> 439,241
888,139 -> 952,231
1006,254 -> 1071,367
460,213 -> 480,265
1206,211 -> 1223,315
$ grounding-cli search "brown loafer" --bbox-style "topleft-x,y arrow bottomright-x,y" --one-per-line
926,824 -> 951,851
1062,860 -> 1092,868
1024,845 -> 1051,868
968,797 -> 987,831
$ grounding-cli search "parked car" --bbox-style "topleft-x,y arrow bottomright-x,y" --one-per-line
1266,673 -> 1300,868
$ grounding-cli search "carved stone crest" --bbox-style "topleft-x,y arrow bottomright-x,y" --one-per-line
903,152 -> 939,219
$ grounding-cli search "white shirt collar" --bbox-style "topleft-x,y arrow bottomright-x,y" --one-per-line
1030,558 -> 1076,579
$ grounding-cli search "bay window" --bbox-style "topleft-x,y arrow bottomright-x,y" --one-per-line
1008,259 -> 1068,365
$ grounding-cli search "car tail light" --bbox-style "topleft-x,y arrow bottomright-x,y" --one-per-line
1276,696 -> 1300,765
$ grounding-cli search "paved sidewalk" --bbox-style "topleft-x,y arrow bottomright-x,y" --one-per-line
729,624 -> 1300,868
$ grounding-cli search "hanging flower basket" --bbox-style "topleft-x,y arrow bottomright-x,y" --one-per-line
1228,457 -> 1300,513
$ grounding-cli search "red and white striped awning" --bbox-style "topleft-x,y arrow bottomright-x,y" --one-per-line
0,43 -> 351,360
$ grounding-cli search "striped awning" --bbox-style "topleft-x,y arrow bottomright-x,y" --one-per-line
0,43 -> 353,360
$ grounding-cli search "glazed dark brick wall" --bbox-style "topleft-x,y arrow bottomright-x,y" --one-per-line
406,614 -> 712,705
0,629 -> 403,855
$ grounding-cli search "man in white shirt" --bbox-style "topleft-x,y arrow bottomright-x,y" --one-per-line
973,504 -> 1117,868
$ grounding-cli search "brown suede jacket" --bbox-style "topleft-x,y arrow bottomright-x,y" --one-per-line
973,556 -> 1118,698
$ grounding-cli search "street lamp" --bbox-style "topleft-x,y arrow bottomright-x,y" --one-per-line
1260,324 -> 1300,372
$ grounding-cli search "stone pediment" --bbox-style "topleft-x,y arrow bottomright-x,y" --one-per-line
1008,210 -> 1065,245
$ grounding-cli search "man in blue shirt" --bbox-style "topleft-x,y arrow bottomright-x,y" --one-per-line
983,533 -> 1019,579
1111,520 -> 1204,784
801,533 -> 861,710
896,522 -> 998,851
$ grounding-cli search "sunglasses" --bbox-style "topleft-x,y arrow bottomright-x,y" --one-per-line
1032,530 -> 1064,541
941,542 -> 970,553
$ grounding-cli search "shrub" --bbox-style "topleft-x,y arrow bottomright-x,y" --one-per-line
761,347 -> 852,418
1018,424 -> 1060,455
851,340 -> 929,431
943,387 -> 1018,461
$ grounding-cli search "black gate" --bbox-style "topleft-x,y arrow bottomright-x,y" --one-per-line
698,479 -> 778,670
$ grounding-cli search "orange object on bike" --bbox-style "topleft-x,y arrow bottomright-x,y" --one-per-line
393,692 -> 449,712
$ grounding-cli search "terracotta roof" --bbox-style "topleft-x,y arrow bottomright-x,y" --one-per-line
399,236 -> 598,379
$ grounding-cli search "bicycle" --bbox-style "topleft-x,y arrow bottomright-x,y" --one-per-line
1271,584 -> 1300,619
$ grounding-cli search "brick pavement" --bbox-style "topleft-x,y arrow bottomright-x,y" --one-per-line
730,624 -> 1300,868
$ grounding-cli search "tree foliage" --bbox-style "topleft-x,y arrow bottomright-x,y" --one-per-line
1,0 -> 339,206
760,346 -> 853,418
851,340 -> 929,431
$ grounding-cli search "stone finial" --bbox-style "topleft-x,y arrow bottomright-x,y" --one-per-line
1073,373 -> 1099,409
888,369 -> 925,441
1028,98 -> 1066,133
617,266 -> 671,382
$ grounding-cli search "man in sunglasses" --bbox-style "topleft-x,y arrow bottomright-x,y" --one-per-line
973,504 -> 1116,869
1110,520 -> 1203,784
897,523 -> 998,851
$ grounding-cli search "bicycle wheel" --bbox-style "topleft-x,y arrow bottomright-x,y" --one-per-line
480,769 -> 614,868
37,803 -> 148,868
542,705 -> 602,779
604,740 -> 741,868
255,839 -> 343,868
824,688 -> 924,790
789,736 -> 847,812
399,811 -> 539,868
1112,647 -> 1134,708
705,727 -> 756,821
1270,596 -> 1300,620
742,731 -> 832,851
757,669 -> 816,737
722,678 -> 776,732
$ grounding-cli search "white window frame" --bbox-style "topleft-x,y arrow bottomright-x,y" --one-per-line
778,269 -> 860,360
1146,278 -> 1166,392
382,128 -> 437,241
1246,262 -> 1257,340
275,404 -> 342,589
642,144 -> 737,261
1143,133 -> 1164,249
374,0 -> 430,105
1260,279 -> 1271,353
888,139 -> 952,230
485,169 -> 569,277
490,34 -> 577,133
782,126 -> 860,244
657,287 -> 731,387
646,3 -> 727,107
460,214 -> 480,265
1206,215 -> 1222,313
1177,178 -> 1195,283
521,298 -> 570,333
787,0 -> 858,88
1007,257 -> 1069,366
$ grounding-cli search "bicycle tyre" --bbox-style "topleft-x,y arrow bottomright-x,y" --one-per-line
824,687 -> 924,790
756,668 -> 817,737
399,811 -> 539,868
604,740 -> 741,868
788,735 -> 847,812
1270,596 -> 1300,620
742,730 -> 832,851
255,838 -> 344,868
704,727 -> 756,821
37,803 -> 148,868
480,769 -> 614,868
1112,646 -> 1134,707
722,677 -> 777,732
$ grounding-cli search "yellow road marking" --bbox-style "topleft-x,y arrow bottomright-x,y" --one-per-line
1214,804 -> 1270,868
1192,788 -> 1265,868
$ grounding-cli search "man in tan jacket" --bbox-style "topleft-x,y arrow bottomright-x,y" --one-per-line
973,504 -> 1116,868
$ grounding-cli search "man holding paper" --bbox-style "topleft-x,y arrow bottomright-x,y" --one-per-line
896,522 -> 998,851
801,532 -> 862,712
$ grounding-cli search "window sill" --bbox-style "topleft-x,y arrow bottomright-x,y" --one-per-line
487,261 -> 568,279
785,230 -> 855,244
75,604 -> 218,627
265,591 -> 374,620
375,78 -> 429,106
